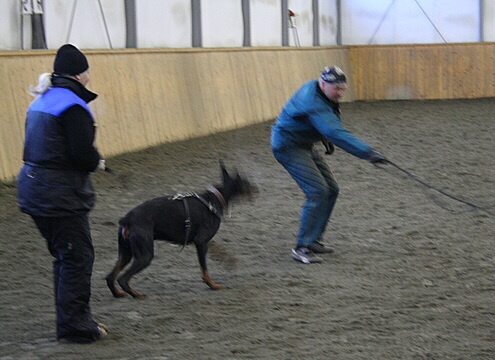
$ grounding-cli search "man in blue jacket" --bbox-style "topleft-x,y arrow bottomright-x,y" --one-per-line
17,44 -> 107,342
271,66 -> 386,264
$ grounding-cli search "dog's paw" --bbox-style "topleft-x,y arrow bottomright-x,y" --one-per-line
208,283 -> 223,290
113,290 -> 127,298
205,279 -> 223,290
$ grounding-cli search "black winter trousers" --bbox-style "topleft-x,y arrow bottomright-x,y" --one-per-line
32,214 -> 100,341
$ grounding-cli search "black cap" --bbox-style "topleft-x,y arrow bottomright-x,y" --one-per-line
53,44 -> 89,76
320,66 -> 346,84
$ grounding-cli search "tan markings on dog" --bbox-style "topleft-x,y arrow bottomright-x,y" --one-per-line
201,269 -> 222,290
121,225 -> 129,240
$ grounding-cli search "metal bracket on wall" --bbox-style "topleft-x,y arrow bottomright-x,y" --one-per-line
288,9 -> 301,47
20,0 -> 46,49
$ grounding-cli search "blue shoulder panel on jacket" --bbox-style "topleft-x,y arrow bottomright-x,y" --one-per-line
28,87 -> 93,120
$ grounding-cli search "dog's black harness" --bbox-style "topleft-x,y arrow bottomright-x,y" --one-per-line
172,186 -> 226,250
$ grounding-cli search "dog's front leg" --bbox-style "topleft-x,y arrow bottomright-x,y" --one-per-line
195,241 -> 222,290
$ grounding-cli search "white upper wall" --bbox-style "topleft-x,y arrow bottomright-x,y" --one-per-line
319,0 -> 338,45
250,0 -> 282,47
136,0 -> 192,48
202,0 -> 243,47
342,0 -> 481,45
0,0 -> 493,50
483,0 -> 495,42
43,0 -> 126,49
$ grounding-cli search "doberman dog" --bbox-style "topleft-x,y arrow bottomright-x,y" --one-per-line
105,163 -> 256,298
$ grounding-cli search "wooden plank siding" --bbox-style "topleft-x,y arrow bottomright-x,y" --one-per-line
348,43 -> 495,100
1,43 -> 494,181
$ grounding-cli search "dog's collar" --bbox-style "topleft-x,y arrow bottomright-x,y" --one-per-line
207,185 -> 227,210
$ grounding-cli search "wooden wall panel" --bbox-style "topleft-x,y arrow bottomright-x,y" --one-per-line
3,44 -> 495,182
348,43 -> 495,100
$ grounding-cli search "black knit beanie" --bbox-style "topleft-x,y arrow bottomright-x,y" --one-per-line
53,44 -> 89,76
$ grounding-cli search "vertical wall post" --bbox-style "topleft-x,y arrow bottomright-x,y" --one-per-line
191,0 -> 202,47
479,0 -> 484,42
124,0 -> 137,48
281,0 -> 289,46
242,0 -> 251,46
336,0 -> 342,45
312,0 -> 319,46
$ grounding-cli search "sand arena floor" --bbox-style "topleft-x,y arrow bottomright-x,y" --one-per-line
1,98 -> 494,359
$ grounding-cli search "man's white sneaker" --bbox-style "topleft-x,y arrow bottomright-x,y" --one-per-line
292,247 -> 323,264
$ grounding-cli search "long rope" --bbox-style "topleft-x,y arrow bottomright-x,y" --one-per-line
368,0 -> 396,45
413,0 -> 447,43
65,0 -> 113,48
368,0 -> 447,45
97,0 -> 113,49
381,159 -> 494,215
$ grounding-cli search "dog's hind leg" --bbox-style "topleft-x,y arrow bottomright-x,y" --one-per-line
117,231 -> 154,298
106,226 -> 133,297
196,241 -> 222,290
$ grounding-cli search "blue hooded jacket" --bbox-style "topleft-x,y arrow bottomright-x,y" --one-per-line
271,80 -> 372,159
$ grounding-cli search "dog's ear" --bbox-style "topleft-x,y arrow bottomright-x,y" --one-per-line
220,161 -> 230,183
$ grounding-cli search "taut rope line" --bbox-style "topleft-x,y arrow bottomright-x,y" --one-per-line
380,159 -> 494,216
